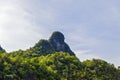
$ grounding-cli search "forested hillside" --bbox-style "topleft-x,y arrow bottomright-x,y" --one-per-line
0,31 -> 120,80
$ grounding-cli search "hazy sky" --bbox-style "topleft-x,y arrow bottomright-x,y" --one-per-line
0,0 -> 120,67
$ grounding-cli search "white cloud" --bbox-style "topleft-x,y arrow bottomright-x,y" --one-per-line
75,50 -> 119,67
0,0 -> 120,67
0,0 -> 59,52
75,50 -> 101,61
0,0 -> 43,52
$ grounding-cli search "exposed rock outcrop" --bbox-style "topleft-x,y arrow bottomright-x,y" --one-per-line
33,31 -> 74,55
0,45 -> 5,53
49,31 -> 74,55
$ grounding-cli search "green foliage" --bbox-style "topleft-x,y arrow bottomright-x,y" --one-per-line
0,52 -> 119,80
33,39 -> 55,55
0,32 -> 119,79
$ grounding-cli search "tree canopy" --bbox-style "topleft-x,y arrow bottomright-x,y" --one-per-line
0,51 -> 119,80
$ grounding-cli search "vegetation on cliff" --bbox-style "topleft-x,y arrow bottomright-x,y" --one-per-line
0,31 -> 120,80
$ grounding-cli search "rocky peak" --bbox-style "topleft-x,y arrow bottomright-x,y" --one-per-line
49,31 -> 74,55
49,31 -> 65,44
0,45 -> 5,53
33,31 -> 74,55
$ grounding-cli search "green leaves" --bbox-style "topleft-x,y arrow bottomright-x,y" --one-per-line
0,52 -> 119,80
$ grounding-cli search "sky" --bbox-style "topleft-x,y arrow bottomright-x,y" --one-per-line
0,0 -> 120,67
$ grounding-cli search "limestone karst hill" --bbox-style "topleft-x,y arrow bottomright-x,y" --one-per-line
32,31 -> 74,55
0,31 -> 120,80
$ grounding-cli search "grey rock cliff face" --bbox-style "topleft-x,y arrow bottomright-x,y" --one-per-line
49,31 -> 74,55
33,31 -> 75,55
